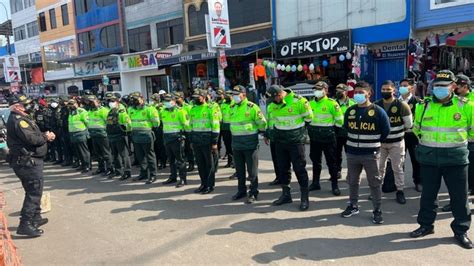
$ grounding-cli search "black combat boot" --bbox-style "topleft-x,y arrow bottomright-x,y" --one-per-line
17,221 -> 44,237
300,187 -> 309,211
272,186 -> 293,206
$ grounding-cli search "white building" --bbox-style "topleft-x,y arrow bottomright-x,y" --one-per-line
10,0 -> 42,86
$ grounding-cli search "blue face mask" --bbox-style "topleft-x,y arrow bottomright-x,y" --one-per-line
232,95 -> 242,104
399,86 -> 409,95
354,93 -> 367,104
432,86 -> 450,100
164,101 -> 174,109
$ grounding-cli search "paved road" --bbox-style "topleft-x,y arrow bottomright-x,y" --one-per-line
1,143 -> 473,265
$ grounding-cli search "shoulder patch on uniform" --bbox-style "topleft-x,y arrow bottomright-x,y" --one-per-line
118,109 -> 125,113
247,102 -> 255,107
15,115 -> 21,119
19,120 -> 29,128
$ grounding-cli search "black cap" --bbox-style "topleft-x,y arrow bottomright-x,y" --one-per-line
67,99 -> 77,105
104,92 -> 117,101
8,94 -> 31,106
335,83 -> 349,91
456,74 -> 472,86
172,91 -> 184,99
162,94 -> 175,101
314,81 -> 329,90
266,85 -> 284,99
433,70 -> 457,86
232,85 -> 246,95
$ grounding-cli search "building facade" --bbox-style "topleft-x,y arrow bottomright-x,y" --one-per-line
10,0 -> 42,87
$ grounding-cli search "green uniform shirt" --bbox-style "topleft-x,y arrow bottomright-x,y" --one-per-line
220,100 -> 233,131
68,107 -> 89,143
106,105 -> 131,141
308,96 -> 343,142
189,102 -> 220,146
230,98 -> 267,150
88,106 -> 109,137
266,90 -> 313,144
414,95 -> 474,166
161,106 -> 190,144
128,105 -> 160,144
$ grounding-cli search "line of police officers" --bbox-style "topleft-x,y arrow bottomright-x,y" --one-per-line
6,70 -> 472,248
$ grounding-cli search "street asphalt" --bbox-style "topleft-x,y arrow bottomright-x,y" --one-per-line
1,142 -> 473,265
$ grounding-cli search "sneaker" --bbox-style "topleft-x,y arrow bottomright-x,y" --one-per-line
341,205 -> 359,218
372,209 -> 384,224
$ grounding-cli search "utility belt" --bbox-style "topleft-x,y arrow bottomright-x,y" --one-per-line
7,148 -> 37,167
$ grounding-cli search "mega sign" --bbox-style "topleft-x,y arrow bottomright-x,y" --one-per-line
277,30 -> 351,59
123,50 -> 175,71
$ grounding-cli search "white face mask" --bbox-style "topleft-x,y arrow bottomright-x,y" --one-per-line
108,102 -> 118,109
314,90 -> 324,98
232,95 -> 242,104
50,102 -> 59,108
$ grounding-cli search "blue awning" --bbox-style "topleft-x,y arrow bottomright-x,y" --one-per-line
158,41 -> 270,68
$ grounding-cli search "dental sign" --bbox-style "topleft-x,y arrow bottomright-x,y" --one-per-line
277,30 -> 351,59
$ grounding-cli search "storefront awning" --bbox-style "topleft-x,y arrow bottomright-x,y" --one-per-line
157,41 -> 270,68
447,29 -> 474,48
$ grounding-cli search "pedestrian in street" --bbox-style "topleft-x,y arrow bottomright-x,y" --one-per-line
375,80 -> 413,204
189,89 -> 220,194
229,85 -> 267,204
341,81 -> 390,224
410,70 -> 473,249
174,91 -> 195,172
104,92 -> 132,180
7,94 -> 55,237
150,93 -> 168,170
307,81 -> 344,196
85,95 -> 114,177
266,85 -> 313,211
399,78 -> 422,192
334,84 -> 356,179
67,99 -> 91,173
161,94 -> 190,187
128,92 -> 160,184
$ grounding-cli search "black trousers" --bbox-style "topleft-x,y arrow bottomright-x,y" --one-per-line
309,140 -> 339,183
275,142 -> 309,189
256,77 -> 266,96
165,140 -> 186,180
49,131 -> 61,160
469,150 -> 474,192
110,137 -> 131,175
134,140 -> 157,178
336,136 -> 347,172
154,129 -> 167,165
11,157 -> 44,222
405,133 -> 421,185
185,137 -> 195,165
61,131 -> 72,163
91,135 -> 113,170
417,164 -> 471,235
194,144 -> 215,188
221,130 -> 233,157
234,148 -> 259,196
72,140 -> 90,168
270,140 -> 290,182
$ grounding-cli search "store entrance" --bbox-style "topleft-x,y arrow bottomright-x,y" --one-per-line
145,75 -> 169,99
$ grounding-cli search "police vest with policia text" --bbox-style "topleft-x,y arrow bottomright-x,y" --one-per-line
346,104 -> 382,149
376,99 -> 404,143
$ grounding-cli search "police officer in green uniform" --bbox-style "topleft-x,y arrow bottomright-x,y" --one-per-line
266,85 -> 313,211
334,84 -> 356,179
7,94 -> 55,237
219,90 -> 234,168
229,86 -> 267,203
207,90 -> 223,178
85,95 -> 114,176
308,81 -> 344,196
150,93 -> 168,170
104,92 -> 132,180
410,70 -> 473,249
128,92 -> 160,184
68,99 -> 91,173
173,91 -> 195,172
189,89 -> 221,194
161,94 -> 190,187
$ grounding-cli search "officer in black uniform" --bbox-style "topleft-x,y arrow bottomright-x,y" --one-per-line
7,94 -> 55,237
174,91 -> 195,172
59,96 -> 73,166
48,98 -> 63,164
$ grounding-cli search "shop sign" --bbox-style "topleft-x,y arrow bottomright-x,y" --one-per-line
276,30 -> 351,59
74,57 -> 119,77
44,39 -> 76,61
372,41 -> 407,60
123,47 -> 181,71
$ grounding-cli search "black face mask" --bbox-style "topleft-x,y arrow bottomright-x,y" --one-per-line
381,92 -> 393,100
335,91 -> 344,99
194,99 -> 203,105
